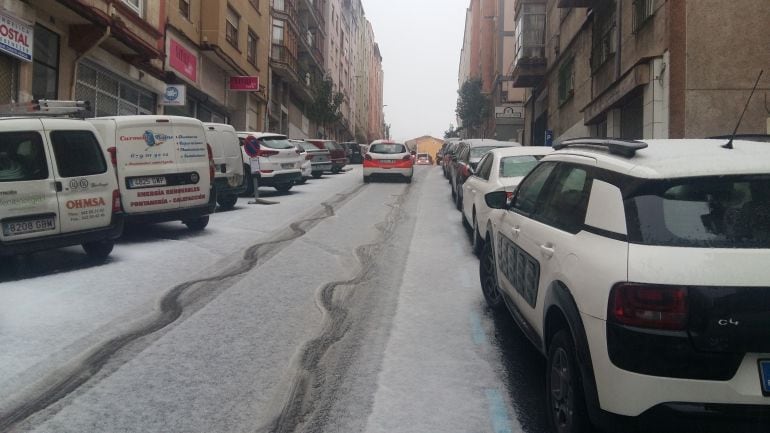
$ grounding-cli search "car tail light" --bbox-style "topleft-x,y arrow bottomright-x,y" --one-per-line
112,189 -> 122,213
609,283 -> 688,330
206,143 -> 215,181
107,147 -> 117,167
257,148 -> 280,157
365,153 -> 373,161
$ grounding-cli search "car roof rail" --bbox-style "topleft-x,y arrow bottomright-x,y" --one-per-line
553,137 -> 648,158
0,100 -> 91,118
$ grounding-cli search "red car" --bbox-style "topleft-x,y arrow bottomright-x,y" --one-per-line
305,139 -> 348,173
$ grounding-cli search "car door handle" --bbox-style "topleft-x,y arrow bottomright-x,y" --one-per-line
540,244 -> 555,259
54,181 -> 63,192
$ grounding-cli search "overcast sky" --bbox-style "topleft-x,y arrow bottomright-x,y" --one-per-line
364,0 -> 468,142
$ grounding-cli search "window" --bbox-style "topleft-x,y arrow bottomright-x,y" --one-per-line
122,0 -> 142,15
537,165 -> 592,233
370,143 -> 406,154
50,131 -> 108,178
0,55 -> 18,104
247,30 -> 258,66
475,154 -> 493,180
515,3 -> 546,62
470,146 -> 497,159
75,61 -> 156,116
499,155 -> 543,178
0,132 -> 48,182
558,58 -> 574,104
591,0 -> 617,71
32,25 -> 60,101
226,6 -> 240,49
272,19 -> 285,45
632,0 -> 654,32
179,0 -> 190,20
512,162 -> 557,216
274,0 -> 285,11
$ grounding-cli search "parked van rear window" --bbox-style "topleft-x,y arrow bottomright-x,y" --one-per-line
0,132 -> 49,182
627,176 -> 770,248
50,131 -> 108,178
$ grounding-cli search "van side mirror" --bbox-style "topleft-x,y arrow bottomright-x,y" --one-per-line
485,191 -> 509,210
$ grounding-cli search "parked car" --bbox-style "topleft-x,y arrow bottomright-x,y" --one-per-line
89,115 -> 215,231
442,138 -> 461,179
363,140 -> 414,183
480,138 -> 770,433
0,101 -> 123,259
204,123 -> 246,210
415,153 -> 432,165
461,146 -> 552,255
451,139 -> 518,211
290,140 -> 312,184
237,132 -> 303,193
306,139 -> 347,173
295,141 -> 332,179
340,142 -> 363,164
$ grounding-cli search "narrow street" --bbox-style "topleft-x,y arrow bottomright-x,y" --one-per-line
1,166 -> 549,433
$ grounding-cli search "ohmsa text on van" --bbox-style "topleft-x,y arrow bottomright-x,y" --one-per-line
0,101 -> 123,259
88,116 -> 217,230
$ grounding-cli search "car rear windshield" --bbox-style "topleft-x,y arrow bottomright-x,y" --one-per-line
499,155 -> 542,178
370,143 -> 406,154
626,175 -> 770,248
0,131 -> 49,182
323,141 -> 341,151
470,146 -> 498,158
299,142 -> 320,152
260,137 -> 294,150
50,131 -> 107,178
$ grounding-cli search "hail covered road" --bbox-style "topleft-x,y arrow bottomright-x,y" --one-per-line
0,165 -> 549,433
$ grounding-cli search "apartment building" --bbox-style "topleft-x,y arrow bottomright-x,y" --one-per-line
368,43 -> 384,141
0,0 -> 167,115
268,0 -> 326,138
164,0 -> 269,131
513,0 -> 770,145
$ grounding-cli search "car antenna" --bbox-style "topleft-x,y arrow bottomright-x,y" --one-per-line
724,70 -> 763,149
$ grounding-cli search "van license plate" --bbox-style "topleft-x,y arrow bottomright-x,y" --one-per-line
129,176 -> 167,188
3,216 -> 56,237
282,163 -> 295,169
760,360 -> 770,394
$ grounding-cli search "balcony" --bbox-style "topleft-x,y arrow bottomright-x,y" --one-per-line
511,4 -> 547,88
271,43 -> 299,80
297,26 -> 325,69
557,0 -> 594,7
297,0 -> 326,35
272,0 -> 299,31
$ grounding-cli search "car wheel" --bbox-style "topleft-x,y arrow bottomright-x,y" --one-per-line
217,194 -> 238,210
275,183 -> 293,193
472,212 -> 483,256
296,177 -> 308,185
184,216 -> 209,231
547,330 -> 591,433
363,175 -> 370,183
243,167 -> 254,196
479,237 -> 505,311
455,187 -> 463,211
331,167 -> 341,174
312,172 -> 323,179
82,240 -> 114,260
451,178 -> 457,199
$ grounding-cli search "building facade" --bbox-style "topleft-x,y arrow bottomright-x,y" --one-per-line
512,0 -> 770,146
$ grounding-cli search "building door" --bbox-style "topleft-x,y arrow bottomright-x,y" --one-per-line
533,111 -> 548,146
621,92 -> 644,139
0,54 -> 18,104
75,61 -> 156,116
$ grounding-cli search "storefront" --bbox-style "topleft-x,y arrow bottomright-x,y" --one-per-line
75,60 -> 156,116
0,8 -> 33,104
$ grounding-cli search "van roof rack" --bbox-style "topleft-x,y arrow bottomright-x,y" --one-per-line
0,100 -> 91,118
553,138 -> 648,158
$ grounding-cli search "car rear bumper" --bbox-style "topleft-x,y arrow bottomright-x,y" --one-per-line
311,163 -> 332,172
257,171 -> 302,186
214,177 -> 247,197
0,214 -> 125,256
363,167 -> 413,177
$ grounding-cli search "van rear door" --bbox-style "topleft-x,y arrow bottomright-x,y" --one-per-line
222,128 -> 244,179
171,117 -> 210,208
0,119 -> 61,242
43,119 -> 115,234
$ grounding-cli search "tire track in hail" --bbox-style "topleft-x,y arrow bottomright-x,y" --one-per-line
0,184 -> 367,433
257,184 -> 411,433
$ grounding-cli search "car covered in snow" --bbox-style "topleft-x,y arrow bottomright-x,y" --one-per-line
363,140 -> 414,183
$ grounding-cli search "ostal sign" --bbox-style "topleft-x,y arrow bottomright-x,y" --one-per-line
0,11 -> 33,62
229,76 -> 259,92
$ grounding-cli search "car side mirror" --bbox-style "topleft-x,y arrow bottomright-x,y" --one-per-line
485,191 -> 508,210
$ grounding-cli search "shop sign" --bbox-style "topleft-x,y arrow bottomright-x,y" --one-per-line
169,38 -> 197,83
229,76 -> 260,91
495,105 -> 524,119
0,11 -> 33,62
161,84 -> 186,106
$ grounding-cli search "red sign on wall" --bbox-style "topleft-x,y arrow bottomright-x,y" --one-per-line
169,38 -> 197,83
229,76 -> 260,91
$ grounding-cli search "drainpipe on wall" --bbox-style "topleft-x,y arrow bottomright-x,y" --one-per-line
615,0 -> 622,82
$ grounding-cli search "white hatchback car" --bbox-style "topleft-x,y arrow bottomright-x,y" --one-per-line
237,132 -> 303,193
461,146 -> 551,255
481,138 -> 770,433
363,140 -> 414,183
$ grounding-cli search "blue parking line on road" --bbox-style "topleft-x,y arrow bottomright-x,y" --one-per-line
470,312 -> 486,345
485,388 -> 513,433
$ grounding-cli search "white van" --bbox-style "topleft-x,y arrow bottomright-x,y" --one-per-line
0,115 -> 123,259
204,123 -> 246,210
88,116 -> 216,230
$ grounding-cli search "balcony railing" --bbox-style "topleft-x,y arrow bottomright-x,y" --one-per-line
512,5 -> 547,88
271,43 -> 299,76
272,0 -> 299,29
